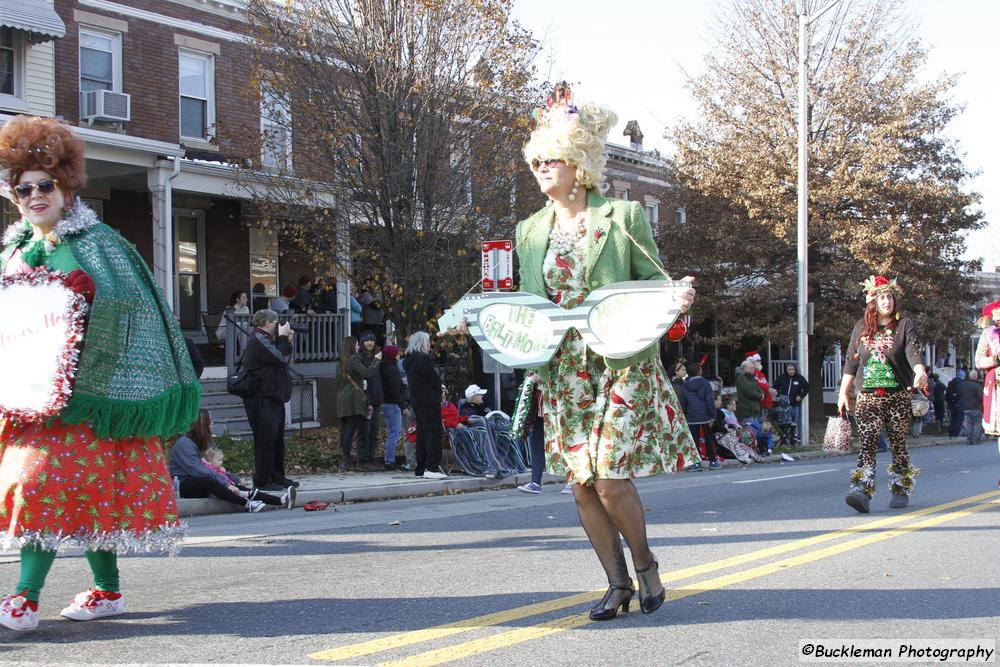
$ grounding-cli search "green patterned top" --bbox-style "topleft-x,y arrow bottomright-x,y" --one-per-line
0,203 -> 201,439
863,358 -> 900,389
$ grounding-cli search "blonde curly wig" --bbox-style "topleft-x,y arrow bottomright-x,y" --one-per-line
523,101 -> 617,194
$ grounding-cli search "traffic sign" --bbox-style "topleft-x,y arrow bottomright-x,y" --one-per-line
481,240 -> 513,290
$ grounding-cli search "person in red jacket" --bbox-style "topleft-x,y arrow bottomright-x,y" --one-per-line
745,351 -> 776,410
441,388 -> 468,430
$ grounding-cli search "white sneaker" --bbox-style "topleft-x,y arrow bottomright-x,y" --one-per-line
246,499 -> 266,512
60,590 -> 125,622
422,470 -> 448,480
561,483 -> 574,494
0,592 -> 39,631
281,485 -> 297,510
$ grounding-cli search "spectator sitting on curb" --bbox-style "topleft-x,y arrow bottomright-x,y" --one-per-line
169,411 -> 294,512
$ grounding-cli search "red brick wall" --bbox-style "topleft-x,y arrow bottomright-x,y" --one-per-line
53,0 -> 259,159
102,189 -> 154,267
205,198 -> 249,312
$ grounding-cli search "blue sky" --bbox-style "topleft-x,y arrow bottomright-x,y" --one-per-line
512,0 -> 1000,269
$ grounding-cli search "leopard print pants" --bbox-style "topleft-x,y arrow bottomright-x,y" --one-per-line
849,391 -> 920,497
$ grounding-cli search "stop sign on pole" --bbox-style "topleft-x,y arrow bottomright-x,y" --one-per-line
481,240 -> 513,290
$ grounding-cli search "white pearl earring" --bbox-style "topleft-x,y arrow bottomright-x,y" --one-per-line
567,180 -> 580,202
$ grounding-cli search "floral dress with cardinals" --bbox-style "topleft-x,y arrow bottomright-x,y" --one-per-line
540,240 -> 699,484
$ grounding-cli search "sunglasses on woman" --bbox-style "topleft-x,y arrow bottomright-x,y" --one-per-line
438,280 -> 691,369
530,158 -> 565,170
13,179 -> 59,200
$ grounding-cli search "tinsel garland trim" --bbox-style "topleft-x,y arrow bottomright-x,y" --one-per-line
1,522 -> 187,556
510,372 -> 539,439
0,268 -> 87,422
887,464 -> 921,496
1,199 -> 100,249
849,465 -> 875,494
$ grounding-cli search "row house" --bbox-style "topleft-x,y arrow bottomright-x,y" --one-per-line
1,0 -> 335,432
0,0 -> 694,430
2,0 -> 336,334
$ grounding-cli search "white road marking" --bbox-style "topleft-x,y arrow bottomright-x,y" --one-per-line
732,469 -> 838,484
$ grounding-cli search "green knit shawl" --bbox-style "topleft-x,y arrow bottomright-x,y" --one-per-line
1,210 -> 200,439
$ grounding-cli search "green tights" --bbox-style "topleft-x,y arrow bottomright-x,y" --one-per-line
16,546 -> 119,602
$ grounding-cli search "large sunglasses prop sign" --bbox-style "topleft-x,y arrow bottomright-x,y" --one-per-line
438,280 -> 691,369
0,269 -> 87,421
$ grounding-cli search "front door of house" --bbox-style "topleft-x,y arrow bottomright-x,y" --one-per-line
173,208 -> 205,330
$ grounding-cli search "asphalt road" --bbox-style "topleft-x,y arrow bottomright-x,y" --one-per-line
2,441 -> 999,666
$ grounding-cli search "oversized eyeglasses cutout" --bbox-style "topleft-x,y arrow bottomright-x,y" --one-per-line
438,280 -> 691,369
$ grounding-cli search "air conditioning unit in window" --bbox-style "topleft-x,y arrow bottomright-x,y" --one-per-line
80,89 -> 131,124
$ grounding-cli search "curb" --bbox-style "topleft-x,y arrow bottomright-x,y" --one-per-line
177,472 -> 559,517
178,436 -> 966,518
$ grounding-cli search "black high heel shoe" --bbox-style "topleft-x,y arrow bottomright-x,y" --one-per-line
636,556 -> 665,614
589,584 -> 634,621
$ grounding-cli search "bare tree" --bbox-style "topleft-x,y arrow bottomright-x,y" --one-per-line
235,0 -> 543,334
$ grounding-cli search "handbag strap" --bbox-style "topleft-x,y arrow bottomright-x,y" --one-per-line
346,372 -> 367,399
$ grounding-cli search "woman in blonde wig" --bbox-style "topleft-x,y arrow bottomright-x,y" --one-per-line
515,84 -> 699,620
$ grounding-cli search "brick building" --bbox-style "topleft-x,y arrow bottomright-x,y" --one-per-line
2,0 -> 329,340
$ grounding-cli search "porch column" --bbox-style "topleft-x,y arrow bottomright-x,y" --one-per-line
148,159 -> 179,309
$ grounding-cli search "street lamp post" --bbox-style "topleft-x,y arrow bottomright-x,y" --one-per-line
795,0 -> 841,448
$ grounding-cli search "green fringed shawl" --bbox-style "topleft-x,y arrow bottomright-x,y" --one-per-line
1,213 -> 201,439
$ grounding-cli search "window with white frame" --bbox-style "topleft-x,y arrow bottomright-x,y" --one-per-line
79,27 -> 122,92
645,202 -> 658,226
615,187 -> 629,201
260,89 -> 292,169
178,50 -> 215,141
0,27 -> 21,99
675,207 -> 687,225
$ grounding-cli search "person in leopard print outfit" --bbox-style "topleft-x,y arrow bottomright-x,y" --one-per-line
837,276 -> 928,514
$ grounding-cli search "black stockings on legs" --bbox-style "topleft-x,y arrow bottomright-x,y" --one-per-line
572,484 -> 630,588
592,479 -> 654,572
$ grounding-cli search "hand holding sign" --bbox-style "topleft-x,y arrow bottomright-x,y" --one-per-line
437,280 -> 692,369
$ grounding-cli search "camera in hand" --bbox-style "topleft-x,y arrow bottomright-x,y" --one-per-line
288,322 -> 310,334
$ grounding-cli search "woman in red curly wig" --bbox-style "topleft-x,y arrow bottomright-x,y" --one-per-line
0,116 -> 200,632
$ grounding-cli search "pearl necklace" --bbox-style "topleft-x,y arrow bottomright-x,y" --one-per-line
548,214 -> 586,256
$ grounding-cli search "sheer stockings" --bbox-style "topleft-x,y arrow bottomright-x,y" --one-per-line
572,479 -> 661,599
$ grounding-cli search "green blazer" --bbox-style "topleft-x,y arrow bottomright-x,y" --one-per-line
515,190 -> 670,373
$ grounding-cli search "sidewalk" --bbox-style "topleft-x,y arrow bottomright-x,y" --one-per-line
179,433 -> 970,517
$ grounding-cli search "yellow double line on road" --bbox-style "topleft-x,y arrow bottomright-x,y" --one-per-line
310,490 -> 1000,666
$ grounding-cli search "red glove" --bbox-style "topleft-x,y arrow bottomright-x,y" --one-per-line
63,269 -> 96,305
667,315 -> 690,342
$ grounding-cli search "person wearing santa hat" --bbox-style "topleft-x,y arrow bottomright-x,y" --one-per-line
974,298 -> 1000,447
837,276 -> 927,514
744,351 -> 777,411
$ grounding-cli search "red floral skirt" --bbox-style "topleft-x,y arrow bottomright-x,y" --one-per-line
0,418 -> 184,554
